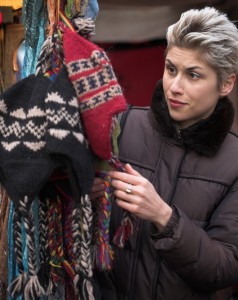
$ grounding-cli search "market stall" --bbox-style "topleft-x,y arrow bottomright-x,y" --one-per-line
0,1 -> 238,299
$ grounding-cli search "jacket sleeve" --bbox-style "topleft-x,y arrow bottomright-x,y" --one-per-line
150,179 -> 238,291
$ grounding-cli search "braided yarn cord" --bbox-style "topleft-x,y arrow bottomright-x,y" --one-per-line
108,156 -> 139,249
92,173 -> 114,271
8,197 -> 46,298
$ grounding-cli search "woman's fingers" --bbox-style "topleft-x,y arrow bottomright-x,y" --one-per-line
124,164 -> 143,177
90,177 -> 105,200
91,165 -> 144,201
108,164 -> 142,186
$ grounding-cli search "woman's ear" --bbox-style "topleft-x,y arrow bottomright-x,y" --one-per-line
220,73 -> 237,97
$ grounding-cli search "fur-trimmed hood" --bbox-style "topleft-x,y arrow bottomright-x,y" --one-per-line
150,80 -> 235,156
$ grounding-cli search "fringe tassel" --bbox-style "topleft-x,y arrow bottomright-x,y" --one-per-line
8,196 -> 46,298
35,35 -> 53,76
48,198 -> 65,285
79,194 -> 94,299
71,204 -> 82,295
21,196 -> 45,298
113,212 -> 135,248
38,197 -> 54,295
54,196 -> 77,282
8,206 -> 27,298
71,15 -> 95,37
92,173 -> 114,270
24,275 -> 45,299
8,272 -> 28,299
108,155 -> 139,248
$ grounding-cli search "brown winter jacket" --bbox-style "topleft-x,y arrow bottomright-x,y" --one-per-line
96,81 -> 238,300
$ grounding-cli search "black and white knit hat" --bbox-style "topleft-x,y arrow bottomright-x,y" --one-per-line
0,68 -> 95,298
0,74 -> 57,298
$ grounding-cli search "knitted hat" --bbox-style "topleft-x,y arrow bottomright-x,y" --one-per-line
0,69 -> 95,298
0,74 -> 57,298
63,27 -> 127,160
45,66 -> 94,199
0,75 -> 53,202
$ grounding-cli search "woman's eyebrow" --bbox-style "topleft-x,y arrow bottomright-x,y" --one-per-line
166,58 -> 204,71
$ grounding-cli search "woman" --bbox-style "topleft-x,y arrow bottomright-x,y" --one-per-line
92,7 -> 238,299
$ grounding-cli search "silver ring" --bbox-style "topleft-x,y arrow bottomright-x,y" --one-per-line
125,183 -> 132,194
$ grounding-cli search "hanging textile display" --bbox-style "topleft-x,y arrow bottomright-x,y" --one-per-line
22,0 -> 48,77
0,0 -> 141,299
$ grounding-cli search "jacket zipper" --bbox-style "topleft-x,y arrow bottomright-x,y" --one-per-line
151,147 -> 187,299
176,128 -> 182,140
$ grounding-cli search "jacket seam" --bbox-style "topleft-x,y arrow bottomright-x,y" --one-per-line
130,221 -> 143,300
151,139 -> 166,300
119,157 -> 157,172
180,174 -> 231,186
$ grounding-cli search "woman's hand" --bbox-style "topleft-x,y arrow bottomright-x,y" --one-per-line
90,177 -> 105,200
109,164 -> 172,231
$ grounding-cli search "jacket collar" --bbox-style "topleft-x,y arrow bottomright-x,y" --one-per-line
150,80 -> 235,156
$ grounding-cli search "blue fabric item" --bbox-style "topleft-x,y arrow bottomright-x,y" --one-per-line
22,0 -> 47,77
15,40 -> 25,82
85,0 -> 99,20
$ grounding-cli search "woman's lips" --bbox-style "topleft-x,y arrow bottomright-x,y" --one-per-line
169,99 -> 187,109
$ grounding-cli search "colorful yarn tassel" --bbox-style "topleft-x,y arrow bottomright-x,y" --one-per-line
92,173 -> 114,271
108,155 -> 139,249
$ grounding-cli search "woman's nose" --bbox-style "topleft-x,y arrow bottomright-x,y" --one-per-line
170,76 -> 183,94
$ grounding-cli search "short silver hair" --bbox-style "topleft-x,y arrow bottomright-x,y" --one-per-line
166,7 -> 238,85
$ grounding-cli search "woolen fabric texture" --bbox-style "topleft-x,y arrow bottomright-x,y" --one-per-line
63,27 -> 127,160
45,65 -> 94,199
0,74 -> 55,204
0,67 -> 95,298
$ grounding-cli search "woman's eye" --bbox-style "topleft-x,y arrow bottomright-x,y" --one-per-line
166,66 -> 176,75
189,72 -> 200,79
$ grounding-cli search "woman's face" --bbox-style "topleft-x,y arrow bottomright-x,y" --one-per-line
163,46 -> 225,129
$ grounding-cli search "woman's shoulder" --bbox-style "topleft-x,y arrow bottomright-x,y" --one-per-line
208,130 -> 238,183
224,130 -> 238,148
121,105 -> 151,126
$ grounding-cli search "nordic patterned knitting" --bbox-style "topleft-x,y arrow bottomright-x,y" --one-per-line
63,27 -> 127,160
0,74 -> 56,298
0,67 -> 95,298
